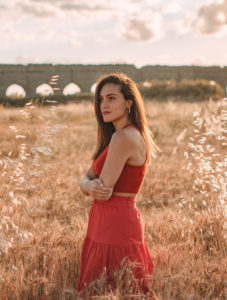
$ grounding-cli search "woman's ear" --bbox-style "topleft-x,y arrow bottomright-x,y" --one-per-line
126,99 -> 133,108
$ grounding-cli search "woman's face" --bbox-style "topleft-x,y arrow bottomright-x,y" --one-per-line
99,83 -> 131,124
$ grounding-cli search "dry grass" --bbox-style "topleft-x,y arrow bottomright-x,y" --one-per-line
0,98 -> 226,300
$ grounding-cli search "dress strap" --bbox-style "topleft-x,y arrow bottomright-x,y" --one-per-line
123,123 -> 137,129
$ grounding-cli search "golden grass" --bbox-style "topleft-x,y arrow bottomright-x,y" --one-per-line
0,98 -> 226,299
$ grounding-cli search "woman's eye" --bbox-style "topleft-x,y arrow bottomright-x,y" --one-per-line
109,97 -> 115,101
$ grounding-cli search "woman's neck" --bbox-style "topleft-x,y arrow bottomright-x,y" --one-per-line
112,118 -> 131,131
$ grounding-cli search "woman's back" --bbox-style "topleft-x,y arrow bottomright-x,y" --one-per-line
92,123 -> 148,194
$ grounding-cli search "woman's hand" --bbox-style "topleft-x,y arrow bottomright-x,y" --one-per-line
88,178 -> 113,201
79,166 -> 112,201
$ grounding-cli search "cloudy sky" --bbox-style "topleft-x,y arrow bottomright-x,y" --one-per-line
0,0 -> 227,67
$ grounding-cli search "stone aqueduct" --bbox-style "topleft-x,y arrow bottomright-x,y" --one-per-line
0,64 -> 227,97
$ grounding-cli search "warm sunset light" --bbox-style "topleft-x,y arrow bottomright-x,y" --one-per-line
0,1 -> 226,299
0,0 -> 226,66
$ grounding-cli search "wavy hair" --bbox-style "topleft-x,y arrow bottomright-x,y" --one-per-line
93,73 -> 162,162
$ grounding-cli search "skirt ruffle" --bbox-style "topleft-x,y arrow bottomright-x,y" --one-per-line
77,236 -> 153,291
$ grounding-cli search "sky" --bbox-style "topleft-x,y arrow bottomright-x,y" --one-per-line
0,0 -> 227,68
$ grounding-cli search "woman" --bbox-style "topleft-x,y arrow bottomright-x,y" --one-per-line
77,73 -> 161,296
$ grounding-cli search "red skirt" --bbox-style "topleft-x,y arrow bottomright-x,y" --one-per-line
76,195 -> 153,294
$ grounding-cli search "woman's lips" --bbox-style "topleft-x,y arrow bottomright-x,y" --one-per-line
102,111 -> 111,115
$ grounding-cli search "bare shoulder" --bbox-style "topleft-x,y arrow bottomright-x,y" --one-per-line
105,126 -> 146,167
111,126 -> 137,148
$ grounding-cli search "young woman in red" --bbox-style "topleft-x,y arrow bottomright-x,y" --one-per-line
77,73 -> 160,297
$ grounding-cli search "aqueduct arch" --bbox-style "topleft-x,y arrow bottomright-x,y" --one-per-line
6,84 -> 26,98
36,83 -> 54,96
63,83 -> 81,95
0,64 -> 226,98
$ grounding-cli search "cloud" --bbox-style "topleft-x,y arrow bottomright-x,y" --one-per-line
17,2 -> 59,18
14,54 -> 41,64
161,3 -> 183,14
60,3 -> 109,12
40,28 -> 81,47
123,17 -> 155,40
29,0 -> 65,2
122,12 -> 163,41
13,54 -> 79,64
191,56 -> 207,65
0,0 -> 110,20
0,25 -> 35,49
0,0 -> 63,20
184,0 -> 227,34
129,0 -> 146,3
0,22 -> 81,51
58,29 -> 81,47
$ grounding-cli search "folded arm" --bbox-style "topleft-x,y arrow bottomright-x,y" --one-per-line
80,130 -> 134,201
79,165 -> 113,201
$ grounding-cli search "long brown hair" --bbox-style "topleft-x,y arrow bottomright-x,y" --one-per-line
93,73 -> 162,162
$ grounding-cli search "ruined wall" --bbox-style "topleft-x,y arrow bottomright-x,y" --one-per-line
140,65 -> 227,89
0,64 -> 226,97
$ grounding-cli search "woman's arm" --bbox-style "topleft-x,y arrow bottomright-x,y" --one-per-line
79,165 -> 97,195
80,165 -> 113,201
99,130 -> 134,189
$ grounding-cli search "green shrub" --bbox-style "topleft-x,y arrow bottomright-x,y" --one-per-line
0,93 -> 94,107
137,79 -> 225,101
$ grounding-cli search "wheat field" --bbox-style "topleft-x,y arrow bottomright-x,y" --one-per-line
0,98 -> 226,300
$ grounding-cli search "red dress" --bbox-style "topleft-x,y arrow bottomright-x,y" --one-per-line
77,123 -> 153,295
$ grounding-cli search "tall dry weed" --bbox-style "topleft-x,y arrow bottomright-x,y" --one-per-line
0,97 -> 226,299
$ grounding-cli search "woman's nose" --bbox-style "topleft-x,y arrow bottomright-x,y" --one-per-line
101,99 -> 109,107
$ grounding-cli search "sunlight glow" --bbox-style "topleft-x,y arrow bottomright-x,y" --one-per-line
217,12 -> 225,23
91,83 -> 96,94
36,84 -> 54,96
63,83 -> 81,95
6,84 -> 26,98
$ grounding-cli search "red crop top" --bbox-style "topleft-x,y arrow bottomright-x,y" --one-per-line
92,123 -> 147,193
